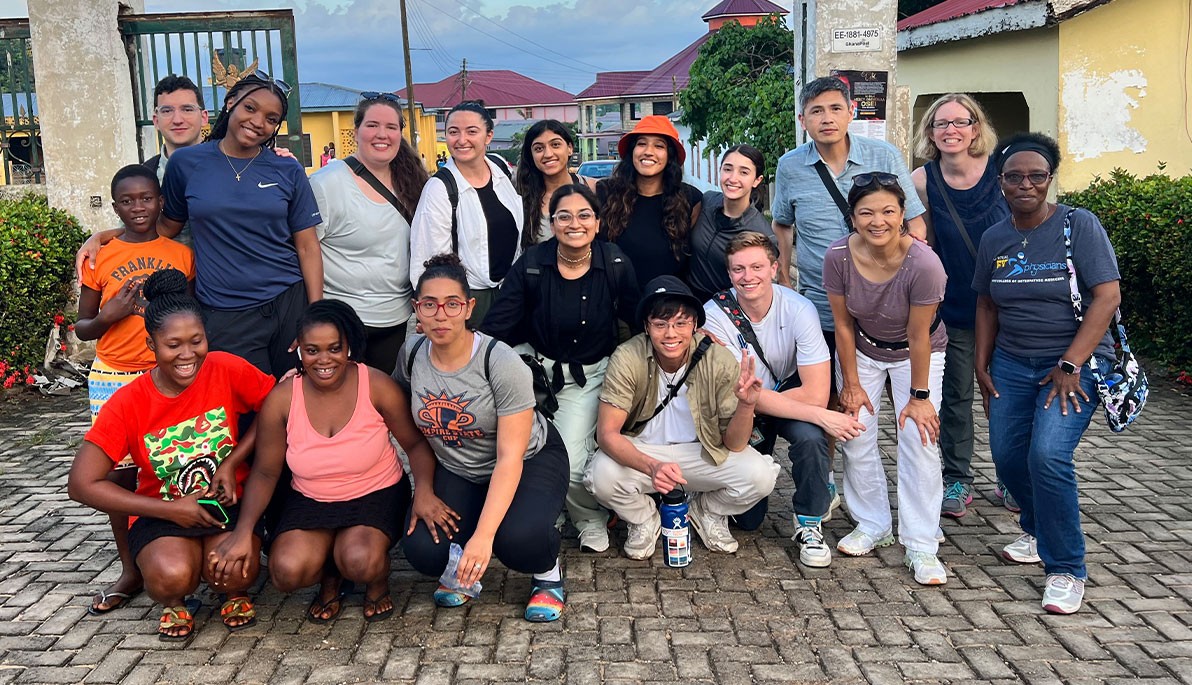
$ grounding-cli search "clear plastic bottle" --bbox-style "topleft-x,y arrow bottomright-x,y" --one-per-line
438,542 -> 483,597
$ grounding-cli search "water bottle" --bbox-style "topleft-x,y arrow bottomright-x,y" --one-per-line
438,542 -> 483,598
660,489 -> 692,568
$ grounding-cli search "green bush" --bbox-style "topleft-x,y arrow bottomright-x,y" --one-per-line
0,194 -> 85,388
1061,169 -> 1192,369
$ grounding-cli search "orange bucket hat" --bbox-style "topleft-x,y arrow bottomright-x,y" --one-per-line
617,115 -> 686,165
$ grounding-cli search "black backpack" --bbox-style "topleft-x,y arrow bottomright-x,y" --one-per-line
432,153 -> 514,253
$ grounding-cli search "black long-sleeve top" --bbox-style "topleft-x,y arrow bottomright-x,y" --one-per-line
481,238 -> 640,386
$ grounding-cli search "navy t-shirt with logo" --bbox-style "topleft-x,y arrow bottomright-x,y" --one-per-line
972,204 -> 1119,360
162,140 -> 321,310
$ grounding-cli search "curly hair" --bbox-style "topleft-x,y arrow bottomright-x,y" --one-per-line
600,137 -> 691,259
295,300 -> 367,373
416,253 -> 470,299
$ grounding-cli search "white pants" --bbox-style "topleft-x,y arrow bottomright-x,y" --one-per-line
539,353 -> 610,535
584,438 -> 780,525
837,350 -> 945,553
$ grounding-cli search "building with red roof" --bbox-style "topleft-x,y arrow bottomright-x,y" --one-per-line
396,69 -> 577,125
575,0 -> 787,162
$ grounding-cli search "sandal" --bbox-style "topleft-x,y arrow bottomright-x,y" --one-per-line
307,582 -> 350,624
88,588 -> 142,616
363,593 -> 395,623
433,584 -> 471,608
219,595 -> 257,632
524,579 -> 565,623
158,605 -> 195,642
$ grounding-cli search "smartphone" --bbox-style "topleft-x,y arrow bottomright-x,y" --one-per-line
197,498 -> 230,525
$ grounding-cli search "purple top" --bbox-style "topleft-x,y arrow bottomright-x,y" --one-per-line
823,236 -> 948,362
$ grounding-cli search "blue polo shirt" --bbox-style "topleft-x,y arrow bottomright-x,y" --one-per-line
162,141 -> 321,310
771,135 -> 925,330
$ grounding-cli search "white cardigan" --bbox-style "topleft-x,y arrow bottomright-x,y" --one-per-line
410,156 -> 524,290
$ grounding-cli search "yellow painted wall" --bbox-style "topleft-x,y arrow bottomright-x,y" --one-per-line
297,106 -> 439,175
899,26 -> 1060,137
1057,0 -> 1192,188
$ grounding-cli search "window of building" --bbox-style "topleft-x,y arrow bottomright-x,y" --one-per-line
653,100 -> 674,116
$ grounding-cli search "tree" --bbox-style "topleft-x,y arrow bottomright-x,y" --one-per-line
680,16 -> 798,182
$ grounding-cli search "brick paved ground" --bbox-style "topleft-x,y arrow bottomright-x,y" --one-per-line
1,386 -> 1190,685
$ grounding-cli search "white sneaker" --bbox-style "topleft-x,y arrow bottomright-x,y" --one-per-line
822,481 -> 841,522
1042,573 -> 1085,614
936,527 -> 946,543
1002,533 -> 1042,564
623,515 -> 661,560
688,496 -> 738,554
904,550 -> 948,585
792,518 -> 832,568
578,526 -> 610,553
836,527 -> 894,556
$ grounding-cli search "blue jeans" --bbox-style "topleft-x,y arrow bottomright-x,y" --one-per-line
988,348 -> 1107,579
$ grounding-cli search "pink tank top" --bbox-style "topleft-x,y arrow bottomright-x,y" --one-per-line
286,363 -> 401,502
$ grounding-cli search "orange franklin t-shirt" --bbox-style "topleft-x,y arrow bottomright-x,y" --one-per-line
80,235 -> 194,372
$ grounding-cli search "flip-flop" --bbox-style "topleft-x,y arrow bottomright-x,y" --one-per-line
158,605 -> 194,642
307,583 -> 349,624
219,596 -> 257,632
87,588 -> 142,616
363,593 -> 395,623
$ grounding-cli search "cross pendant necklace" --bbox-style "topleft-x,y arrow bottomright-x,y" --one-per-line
222,145 -> 263,182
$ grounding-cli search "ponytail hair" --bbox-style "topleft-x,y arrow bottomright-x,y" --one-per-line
143,268 -> 201,335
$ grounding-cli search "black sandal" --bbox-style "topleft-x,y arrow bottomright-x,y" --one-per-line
307,581 -> 350,624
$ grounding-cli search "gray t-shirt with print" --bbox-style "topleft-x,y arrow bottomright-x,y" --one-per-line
393,332 -> 549,483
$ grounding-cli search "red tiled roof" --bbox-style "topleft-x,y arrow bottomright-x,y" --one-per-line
702,0 -> 788,20
395,70 -> 575,109
623,33 -> 712,96
576,71 -> 652,100
898,0 -> 1023,30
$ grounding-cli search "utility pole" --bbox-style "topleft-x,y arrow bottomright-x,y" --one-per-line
399,0 -> 419,149
460,58 -> 468,101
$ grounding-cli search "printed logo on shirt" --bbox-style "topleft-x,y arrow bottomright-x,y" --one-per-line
258,181 -> 279,189
992,252 -> 1065,283
143,407 -> 235,499
415,389 -> 484,448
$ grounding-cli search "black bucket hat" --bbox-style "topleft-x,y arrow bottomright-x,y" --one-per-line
636,275 -> 706,328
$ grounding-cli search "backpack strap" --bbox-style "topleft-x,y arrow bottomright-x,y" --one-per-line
433,167 -> 460,254
629,336 -> 714,433
712,289 -> 778,383
401,335 -> 429,393
481,336 -> 499,381
486,152 -> 513,180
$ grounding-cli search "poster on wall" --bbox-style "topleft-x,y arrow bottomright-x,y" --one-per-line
830,69 -> 888,141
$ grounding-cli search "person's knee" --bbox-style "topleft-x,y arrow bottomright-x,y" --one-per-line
494,523 -> 558,573
583,451 -> 621,505
782,421 -> 827,461
143,559 -> 199,598
268,552 -> 316,592
401,529 -> 447,576
336,543 -> 388,583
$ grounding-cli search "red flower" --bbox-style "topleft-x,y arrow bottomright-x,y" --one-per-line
53,314 -> 65,326
2,376 -> 14,389
24,376 -> 34,385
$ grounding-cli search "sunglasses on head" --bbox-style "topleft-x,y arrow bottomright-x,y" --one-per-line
361,91 -> 402,104
851,171 -> 900,189
243,69 -> 292,96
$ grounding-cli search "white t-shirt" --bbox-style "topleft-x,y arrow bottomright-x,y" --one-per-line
636,365 -> 698,445
702,285 -> 830,389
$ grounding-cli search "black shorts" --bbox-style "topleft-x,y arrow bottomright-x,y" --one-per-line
201,281 -> 307,379
127,504 -> 262,562
272,475 -> 412,548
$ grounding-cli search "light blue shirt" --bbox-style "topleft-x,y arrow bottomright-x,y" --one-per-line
771,135 -> 925,330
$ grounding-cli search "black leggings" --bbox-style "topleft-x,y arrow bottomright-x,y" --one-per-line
363,321 -> 408,375
403,424 -> 568,576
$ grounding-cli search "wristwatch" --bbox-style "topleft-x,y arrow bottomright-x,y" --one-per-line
910,388 -> 930,400
1058,359 -> 1079,375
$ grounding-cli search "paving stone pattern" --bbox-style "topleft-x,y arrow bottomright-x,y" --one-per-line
0,388 -> 1190,684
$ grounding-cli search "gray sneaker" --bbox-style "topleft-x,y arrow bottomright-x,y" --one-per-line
623,515 -> 661,560
688,495 -> 738,554
941,482 -> 973,518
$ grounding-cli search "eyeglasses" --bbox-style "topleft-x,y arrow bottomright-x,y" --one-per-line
244,69 -> 292,96
415,298 -> 467,317
852,172 -> 900,189
154,104 -> 203,117
552,210 -> 596,225
647,318 -> 696,334
930,117 -> 975,130
361,91 -> 402,104
1000,172 -> 1052,186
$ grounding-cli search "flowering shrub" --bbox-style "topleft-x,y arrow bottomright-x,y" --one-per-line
0,194 -> 86,388
1061,169 -> 1192,369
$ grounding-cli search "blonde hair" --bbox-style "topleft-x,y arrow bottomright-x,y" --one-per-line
913,93 -> 998,161
725,231 -> 779,263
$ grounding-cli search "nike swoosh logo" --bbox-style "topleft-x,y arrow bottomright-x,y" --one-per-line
258,182 -> 279,188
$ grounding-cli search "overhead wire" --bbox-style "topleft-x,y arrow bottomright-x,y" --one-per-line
440,0 -> 610,73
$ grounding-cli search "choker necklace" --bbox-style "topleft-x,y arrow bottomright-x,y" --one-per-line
558,247 -> 592,266
222,145 -> 263,182
1012,206 -> 1055,247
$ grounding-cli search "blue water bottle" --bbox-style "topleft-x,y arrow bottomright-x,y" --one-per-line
660,488 -> 692,568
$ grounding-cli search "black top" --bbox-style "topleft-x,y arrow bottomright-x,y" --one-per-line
480,239 -> 640,383
687,190 -> 777,301
597,182 -> 703,290
475,178 -> 519,283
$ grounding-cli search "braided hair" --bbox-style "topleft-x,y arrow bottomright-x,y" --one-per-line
206,76 -> 289,148
295,300 -> 367,373
142,268 -> 201,335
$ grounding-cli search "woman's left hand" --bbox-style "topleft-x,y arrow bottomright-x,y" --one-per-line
209,466 -> 238,506
898,398 -> 940,446
1041,366 -> 1087,416
457,534 -> 493,588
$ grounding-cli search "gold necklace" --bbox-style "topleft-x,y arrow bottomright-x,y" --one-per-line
1012,206 -> 1056,247
557,247 -> 592,266
222,145 -> 263,182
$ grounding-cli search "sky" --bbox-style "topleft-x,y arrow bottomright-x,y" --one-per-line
0,0 -> 794,95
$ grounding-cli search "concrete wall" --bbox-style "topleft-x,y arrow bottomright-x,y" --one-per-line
1057,0 -> 1192,187
28,0 -> 145,235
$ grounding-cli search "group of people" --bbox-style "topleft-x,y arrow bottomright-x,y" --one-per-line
66,72 -> 1122,642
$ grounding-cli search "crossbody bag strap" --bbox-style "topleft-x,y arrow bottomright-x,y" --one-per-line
1061,208 -> 1121,380
813,160 -> 850,220
712,289 -> 777,381
345,156 -> 413,223
629,337 -> 714,433
929,164 -> 977,259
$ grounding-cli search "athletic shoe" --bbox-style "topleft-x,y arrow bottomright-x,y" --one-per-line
836,527 -> 895,556
823,481 -> 841,522
936,527 -> 946,543
1042,573 -> 1085,614
578,527 -> 610,553
1002,533 -> 1042,564
995,481 -> 1021,513
904,550 -> 948,585
792,515 -> 832,568
433,584 -> 471,608
941,482 -> 973,518
623,515 -> 661,560
524,579 -> 565,622
688,496 -> 738,554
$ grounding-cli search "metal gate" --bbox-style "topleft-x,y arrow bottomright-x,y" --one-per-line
0,19 -> 42,185
118,10 -> 307,165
